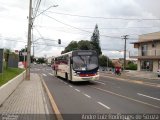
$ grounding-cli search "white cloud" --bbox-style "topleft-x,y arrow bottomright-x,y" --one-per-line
0,0 -> 160,59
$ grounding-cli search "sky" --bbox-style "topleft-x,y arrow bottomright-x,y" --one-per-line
0,0 -> 160,59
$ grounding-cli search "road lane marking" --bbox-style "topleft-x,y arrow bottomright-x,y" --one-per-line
137,93 -> 160,101
64,82 -> 68,85
49,73 -> 53,76
84,94 -> 91,98
69,85 -> 73,88
97,102 -> 110,109
75,89 -> 80,92
42,74 -> 47,76
40,75 -> 63,120
46,69 -> 51,70
94,81 -> 106,85
90,86 -> 160,109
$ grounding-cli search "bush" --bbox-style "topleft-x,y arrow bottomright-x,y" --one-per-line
126,63 -> 137,70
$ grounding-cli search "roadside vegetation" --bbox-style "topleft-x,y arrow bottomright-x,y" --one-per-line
0,56 -> 24,87
0,67 -> 24,86
126,61 -> 137,70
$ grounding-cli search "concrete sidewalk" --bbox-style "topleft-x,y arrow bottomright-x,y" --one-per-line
101,70 -> 160,85
0,73 -> 55,120
102,70 -> 160,80
122,70 -> 160,80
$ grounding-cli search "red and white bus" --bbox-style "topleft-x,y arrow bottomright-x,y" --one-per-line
52,50 -> 99,82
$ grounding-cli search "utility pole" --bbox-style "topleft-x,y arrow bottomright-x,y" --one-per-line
122,35 -> 129,70
26,0 -> 32,80
32,28 -> 34,59
107,56 -> 109,71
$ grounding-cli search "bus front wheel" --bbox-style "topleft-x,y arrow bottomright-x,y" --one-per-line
65,73 -> 68,81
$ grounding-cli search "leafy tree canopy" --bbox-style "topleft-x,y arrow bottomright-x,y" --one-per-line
99,55 -> 113,67
62,40 -> 94,54
61,41 -> 78,54
61,24 -> 102,55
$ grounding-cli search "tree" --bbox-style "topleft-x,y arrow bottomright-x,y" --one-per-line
37,57 -> 46,64
61,41 -> 78,54
78,40 -> 93,50
62,40 -> 94,54
91,24 -> 102,55
4,49 -> 11,69
99,55 -> 113,67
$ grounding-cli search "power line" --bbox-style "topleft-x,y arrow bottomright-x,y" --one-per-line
33,0 -> 42,19
43,14 -> 121,39
3,39 -> 27,43
35,25 -> 160,29
45,11 -> 160,21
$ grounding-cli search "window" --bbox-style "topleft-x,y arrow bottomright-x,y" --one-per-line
55,55 -> 69,64
72,55 -> 98,71
140,60 -> 153,71
141,44 -> 148,56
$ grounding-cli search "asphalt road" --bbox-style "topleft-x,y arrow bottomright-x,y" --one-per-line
31,64 -> 160,119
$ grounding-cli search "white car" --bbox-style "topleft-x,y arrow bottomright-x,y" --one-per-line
157,69 -> 160,77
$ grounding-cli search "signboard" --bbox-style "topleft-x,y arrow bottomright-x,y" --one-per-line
0,49 -> 4,73
22,52 -> 27,56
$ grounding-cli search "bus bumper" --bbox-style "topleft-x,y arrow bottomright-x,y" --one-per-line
72,74 -> 99,82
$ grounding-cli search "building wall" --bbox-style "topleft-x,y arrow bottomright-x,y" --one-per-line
132,32 -> 160,72
137,60 -> 141,71
156,42 -> 160,56
138,42 -> 160,56
153,60 -> 158,72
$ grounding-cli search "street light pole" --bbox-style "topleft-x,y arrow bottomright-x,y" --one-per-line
26,0 -> 32,80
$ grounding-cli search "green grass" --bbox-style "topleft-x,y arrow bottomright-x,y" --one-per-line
0,67 -> 24,87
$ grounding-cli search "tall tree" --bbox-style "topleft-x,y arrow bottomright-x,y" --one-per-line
91,24 -> 102,55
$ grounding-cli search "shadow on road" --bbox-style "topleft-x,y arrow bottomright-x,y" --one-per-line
57,76 -> 96,86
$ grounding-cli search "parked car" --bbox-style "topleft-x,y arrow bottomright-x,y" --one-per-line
157,69 -> 160,77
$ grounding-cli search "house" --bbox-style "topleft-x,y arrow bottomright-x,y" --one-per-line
112,59 -> 122,68
129,31 -> 160,72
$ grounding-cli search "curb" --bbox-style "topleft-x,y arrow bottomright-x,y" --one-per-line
40,75 -> 63,120
0,70 -> 26,106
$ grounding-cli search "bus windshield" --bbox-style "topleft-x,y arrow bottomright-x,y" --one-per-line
72,55 -> 98,71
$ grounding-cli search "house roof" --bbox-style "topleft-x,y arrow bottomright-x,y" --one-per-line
112,59 -> 122,67
130,31 -> 160,44
131,39 -> 160,44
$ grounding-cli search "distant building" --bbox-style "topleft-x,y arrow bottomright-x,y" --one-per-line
47,56 -> 54,65
112,59 -> 122,68
129,31 -> 160,72
112,58 -> 137,68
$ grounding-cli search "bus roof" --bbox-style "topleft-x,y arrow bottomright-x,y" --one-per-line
54,50 -> 97,58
